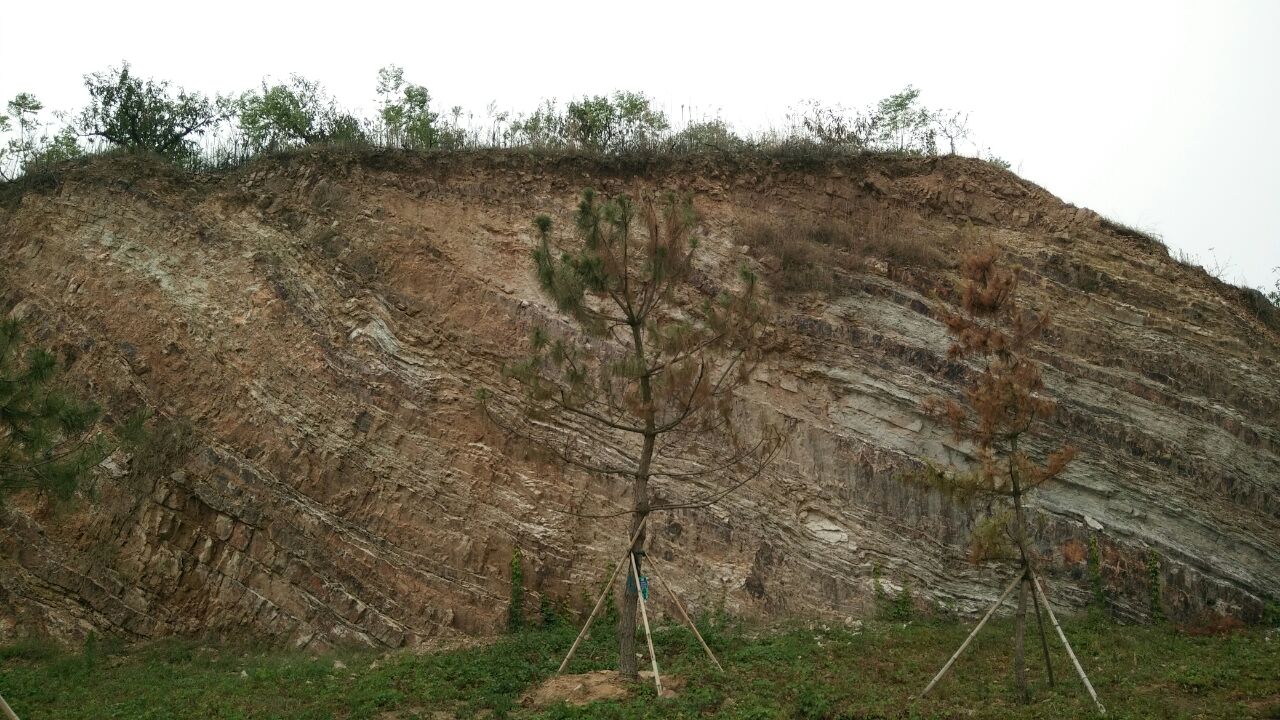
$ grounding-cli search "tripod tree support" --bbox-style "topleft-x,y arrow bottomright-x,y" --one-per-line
556,520 -> 649,675
1031,575 -> 1106,715
648,557 -> 725,672
921,571 -> 1025,698
631,551 -> 663,696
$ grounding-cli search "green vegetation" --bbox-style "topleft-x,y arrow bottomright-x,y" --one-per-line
885,585 -> 916,622
236,75 -> 366,153
509,548 -> 526,632
871,566 -> 916,621
78,62 -> 228,165
1,617 -> 1275,719
509,92 -> 669,152
0,93 -> 82,180
0,318 -> 108,500
374,65 -> 462,150
0,61 -> 1005,181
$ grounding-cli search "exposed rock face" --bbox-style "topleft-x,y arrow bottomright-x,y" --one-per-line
0,151 -> 1276,648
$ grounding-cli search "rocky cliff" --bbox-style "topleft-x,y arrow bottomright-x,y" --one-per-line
1,150 -> 1276,648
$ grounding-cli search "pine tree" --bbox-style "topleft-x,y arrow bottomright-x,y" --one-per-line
484,188 -> 781,679
923,248 -> 1079,703
0,318 -> 107,500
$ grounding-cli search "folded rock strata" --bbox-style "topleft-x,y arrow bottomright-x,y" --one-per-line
0,151 -> 1275,648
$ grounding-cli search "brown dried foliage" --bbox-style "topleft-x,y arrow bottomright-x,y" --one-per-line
926,248 -> 1076,556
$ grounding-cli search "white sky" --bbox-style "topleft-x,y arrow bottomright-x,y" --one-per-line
5,0 -> 1278,289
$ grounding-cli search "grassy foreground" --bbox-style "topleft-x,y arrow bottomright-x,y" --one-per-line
1,615 -> 1276,719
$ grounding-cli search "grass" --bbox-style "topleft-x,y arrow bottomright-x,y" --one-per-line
1,615 -> 1275,719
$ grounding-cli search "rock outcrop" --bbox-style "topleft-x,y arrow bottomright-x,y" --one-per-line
0,150 -> 1276,648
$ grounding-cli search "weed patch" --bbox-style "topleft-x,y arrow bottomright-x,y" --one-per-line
743,209 -> 947,296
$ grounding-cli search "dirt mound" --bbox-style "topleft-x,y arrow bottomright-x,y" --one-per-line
523,670 -> 682,707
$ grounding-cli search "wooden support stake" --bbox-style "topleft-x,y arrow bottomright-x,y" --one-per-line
648,558 -> 725,672
0,693 -> 20,720
1028,567 -> 1056,687
1030,575 -> 1106,716
556,519 -> 649,674
921,570 -> 1025,698
630,551 -> 663,696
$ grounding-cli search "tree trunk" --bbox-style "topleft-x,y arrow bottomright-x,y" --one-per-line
1008,438 -> 1031,703
617,485 -> 647,680
1003,435 -> 1054,691
619,320 -> 657,680
1014,575 -> 1030,703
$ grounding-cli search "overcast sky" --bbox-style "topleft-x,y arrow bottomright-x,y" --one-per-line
4,0 -> 1277,289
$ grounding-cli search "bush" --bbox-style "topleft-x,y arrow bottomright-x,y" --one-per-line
78,62 -> 226,163
124,414 -> 197,491
886,584 -> 915,621
667,119 -> 743,152
872,85 -> 936,154
507,92 -> 668,153
786,86 -> 938,154
237,75 -> 367,152
983,152 -> 1012,170
539,594 -> 560,627
375,65 -> 457,149
569,91 -> 668,152
788,100 -> 875,149
22,126 -> 83,173
1262,600 -> 1280,627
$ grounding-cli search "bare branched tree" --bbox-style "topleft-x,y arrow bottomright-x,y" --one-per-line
933,109 -> 971,155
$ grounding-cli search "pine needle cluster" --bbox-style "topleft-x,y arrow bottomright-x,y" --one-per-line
0,318 -> 108,500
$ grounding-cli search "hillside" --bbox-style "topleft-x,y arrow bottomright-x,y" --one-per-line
0,149 -> 1276,648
